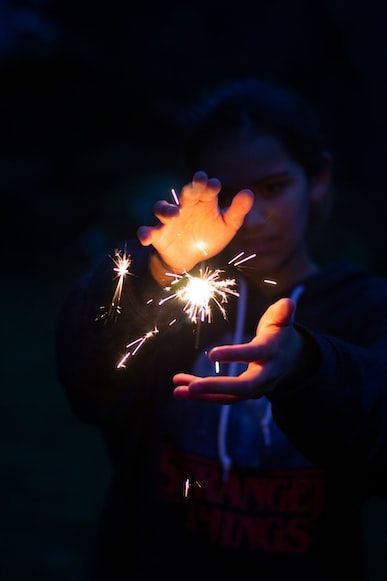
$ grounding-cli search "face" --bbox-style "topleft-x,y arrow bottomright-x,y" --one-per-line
199,133 -> 323,281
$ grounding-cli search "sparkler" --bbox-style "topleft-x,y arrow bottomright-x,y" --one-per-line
160,267 -> 239,324
109,241 -> 257,365
97,248 -> 132,322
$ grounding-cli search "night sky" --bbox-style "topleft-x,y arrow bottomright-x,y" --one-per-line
2,2 -> 387,580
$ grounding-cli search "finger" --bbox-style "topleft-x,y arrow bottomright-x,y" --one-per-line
198,177 -> 222,201
137,225 -> 153,246
179,374 -> 256,396
222,189 -> 255,230
153,200 -> 179,223
192,170 -> 209,185
179,170 -> 208,206
173,373 -> 200,385
173,386 -> 243,403
208,341 -> 273,363
256,298 -> 296,334
137,223 -> 162,246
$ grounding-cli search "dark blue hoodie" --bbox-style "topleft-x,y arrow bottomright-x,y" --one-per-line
55,239 -> 387,581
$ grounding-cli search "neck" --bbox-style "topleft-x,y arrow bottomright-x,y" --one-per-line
248,245 -> 319,295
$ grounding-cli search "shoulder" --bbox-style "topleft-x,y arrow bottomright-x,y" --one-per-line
305,260 -> 387,300
299,261 -> 387,338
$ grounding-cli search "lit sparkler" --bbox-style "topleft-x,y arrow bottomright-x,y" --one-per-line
159,267 -> 239,324
97,248 -> 132,322
117,327 -> 159,368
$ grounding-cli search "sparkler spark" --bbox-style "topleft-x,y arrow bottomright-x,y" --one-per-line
228,251 -> 257,267
97,249 -> 132,322
116,327 -> 159,368
160,267 -> 239,324
110,244 -> 257,368
171,188 -> 179,205
183,478 -> 202,498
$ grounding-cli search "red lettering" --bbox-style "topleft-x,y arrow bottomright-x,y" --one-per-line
286,518 -> 312,553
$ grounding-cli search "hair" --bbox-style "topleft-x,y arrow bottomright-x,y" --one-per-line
178,77 -> 331,180
173,77 -> 333,232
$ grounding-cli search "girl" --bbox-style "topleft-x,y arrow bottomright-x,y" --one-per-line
56,78 -> 387,581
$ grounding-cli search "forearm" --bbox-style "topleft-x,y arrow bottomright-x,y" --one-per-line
268,330 -> 387,477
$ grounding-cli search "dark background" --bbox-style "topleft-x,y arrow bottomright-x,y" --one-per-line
1,1 -> 387,579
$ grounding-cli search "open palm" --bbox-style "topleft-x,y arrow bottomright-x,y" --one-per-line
137,171 -> 254,273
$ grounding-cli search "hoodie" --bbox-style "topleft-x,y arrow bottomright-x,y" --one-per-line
55,238 -> 387,581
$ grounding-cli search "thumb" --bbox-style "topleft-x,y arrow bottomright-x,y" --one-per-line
223,189 -> 254,230
256,298 -> 296,335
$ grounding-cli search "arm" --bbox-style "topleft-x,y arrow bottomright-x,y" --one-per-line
173,297 -> 387,493
55,171 -> 253,428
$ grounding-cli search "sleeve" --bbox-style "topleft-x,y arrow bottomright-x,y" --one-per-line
267,293 -> 387,497
54,239 -> 193,430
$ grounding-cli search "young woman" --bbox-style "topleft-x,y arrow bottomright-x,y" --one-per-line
56,78 -> 387,581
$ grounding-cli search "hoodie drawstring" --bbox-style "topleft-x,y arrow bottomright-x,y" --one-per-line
217,281 -> 305,484
217,277 -> 248,484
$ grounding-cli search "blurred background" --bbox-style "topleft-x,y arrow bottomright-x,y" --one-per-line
1,1 -> 387,579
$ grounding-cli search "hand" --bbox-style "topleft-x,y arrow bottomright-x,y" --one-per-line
173,298 -> 303,403
137,170 -> 254,275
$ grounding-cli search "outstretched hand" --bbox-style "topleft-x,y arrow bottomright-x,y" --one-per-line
173,298 -> 304,403
137,170 -> 254,275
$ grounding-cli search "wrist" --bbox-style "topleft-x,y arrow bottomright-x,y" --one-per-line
273,328 -> 321,394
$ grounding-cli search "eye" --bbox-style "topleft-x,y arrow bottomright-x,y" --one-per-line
260,180 -> 290,196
